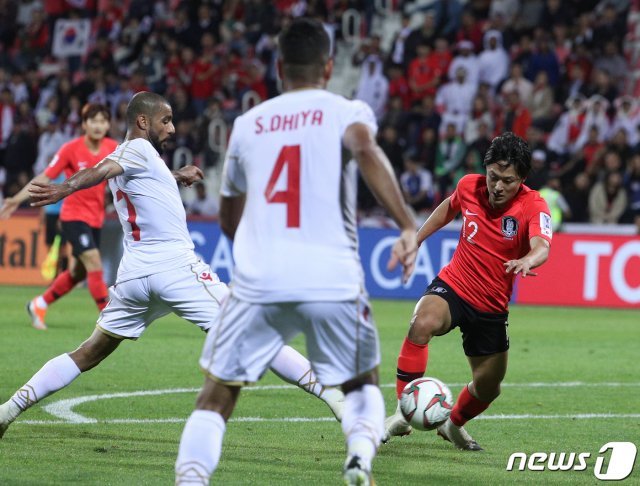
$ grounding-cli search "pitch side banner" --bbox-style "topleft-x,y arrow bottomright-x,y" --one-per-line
187,221 -> 639,308
516,233 -> 640,308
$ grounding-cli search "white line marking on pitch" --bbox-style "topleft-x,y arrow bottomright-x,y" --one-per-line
20,413 -> 640,426
36,382 -> 640,425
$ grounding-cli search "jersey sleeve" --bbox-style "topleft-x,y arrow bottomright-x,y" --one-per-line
43,144 -> 70,179
109,140 -> 147,176
526,194 -> 553,243
341,99 -> 378,137
220,121 -> 246,197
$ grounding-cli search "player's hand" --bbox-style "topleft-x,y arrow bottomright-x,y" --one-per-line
174,166 -> 204,187
0,197 -> 20,219
504,258 -> 538,277
28,181 -> 70,207
387,229 -> 418,283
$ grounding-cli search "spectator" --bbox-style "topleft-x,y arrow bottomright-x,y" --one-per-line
526,35 -> 560,87
548,94 -> 587,156
378,126 -> 405,176
448,39 -> 479,88
576,95 -> 610,151
478,30 -> 509,93
400,149 -> 435,214
530,71 -> 554,129
501,63 -> 533,108
526,149 -> 550,190
354,56 -> 389,121
564,172 -> 592,223
610,96 -> 639,146
464,95 -> 494,144
594,41 -> 628,96
436,66 -> 476,133
623,154 -> 640,226
404,12 -> 439,67
455,10 -> 483,52
589,171 -> 628,224
495,90 -> 531,139
387,65 -> 411,110
389,13 -> 413,68
187,182 -> 219,218
408,43 -> 442,103
34,114 -> 67,174
434,121 -> 466,199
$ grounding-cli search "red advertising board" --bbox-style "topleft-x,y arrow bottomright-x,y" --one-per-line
517,233 -> 640,308
0,213 -> 48,286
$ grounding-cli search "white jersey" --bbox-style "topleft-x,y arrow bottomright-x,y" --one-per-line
108,138 -> 197,283
221,89 -> 377,303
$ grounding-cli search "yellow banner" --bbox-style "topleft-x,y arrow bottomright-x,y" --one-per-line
0,213 -> 47,285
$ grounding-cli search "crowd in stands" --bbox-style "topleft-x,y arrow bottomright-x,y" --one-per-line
0,0 -> 639,232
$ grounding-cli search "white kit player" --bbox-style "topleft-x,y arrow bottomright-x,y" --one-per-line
0,92 -> 344,441
175,19 -> 418,486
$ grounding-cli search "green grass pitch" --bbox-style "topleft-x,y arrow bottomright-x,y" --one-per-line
0,285 -> 638,485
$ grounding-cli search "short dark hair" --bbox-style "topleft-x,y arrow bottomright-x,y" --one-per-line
483,132 -> 532,179
126,91 -> 168,125
81,103 -> 110,122
278,18 -> 330,83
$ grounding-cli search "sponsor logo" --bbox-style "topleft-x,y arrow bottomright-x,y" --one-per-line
199,272 -> 214,282
465,209 -> 478,216
506,442 -> 637,480
429,286 -> 448,294
501,216 -> 518,238
79,233 -> 90,248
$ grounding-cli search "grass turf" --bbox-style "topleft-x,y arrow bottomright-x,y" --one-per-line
0,286 -> 638,485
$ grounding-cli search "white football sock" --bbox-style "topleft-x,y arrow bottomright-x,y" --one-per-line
341,384 -> 385,469
9,354 -> 81,415
35,296 -> 48,309
175,410 -> 226,485
270,345 -> 326,397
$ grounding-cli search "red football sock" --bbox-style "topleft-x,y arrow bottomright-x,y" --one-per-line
396,338 -> 429,399
450,385 -> 491,426
87,270 -> 109,310
42,270 -> 77,305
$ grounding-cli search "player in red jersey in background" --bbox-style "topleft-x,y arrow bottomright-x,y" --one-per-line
384,132 -> 552,449
0,104 -> 118,330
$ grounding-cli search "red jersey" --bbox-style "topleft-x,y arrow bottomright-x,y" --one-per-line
44,136 -> 119,228
439,175 -> 552,313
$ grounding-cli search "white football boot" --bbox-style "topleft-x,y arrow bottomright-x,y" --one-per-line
437,418 -> 483,451
381,401 -> 412,443
343,455 -> 373,486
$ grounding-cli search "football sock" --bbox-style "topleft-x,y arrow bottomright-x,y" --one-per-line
42,270 -> 76,305
450,384 -> 491,427
8,354 -> 81,419
35,295 -> 48,309
175,410 -> 225,485
270,345 -> 324,397
87,270 -> 109,310
342,385 -> 384,469
396,338 -> 429,398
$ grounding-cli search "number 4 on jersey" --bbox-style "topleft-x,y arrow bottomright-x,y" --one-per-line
264,145 -> 300,228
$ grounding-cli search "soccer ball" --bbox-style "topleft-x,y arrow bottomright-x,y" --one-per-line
399,377 -> 453,431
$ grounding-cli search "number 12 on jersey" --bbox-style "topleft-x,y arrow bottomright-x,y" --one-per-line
264,145 -> 300,228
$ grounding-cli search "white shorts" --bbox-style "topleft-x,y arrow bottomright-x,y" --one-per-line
97,261 -> 229,339
199,292 -> 380,387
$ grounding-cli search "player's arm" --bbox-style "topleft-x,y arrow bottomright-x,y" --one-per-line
173,166 -> 204,187
219,195 -> 245,241
28,159 -> 124,207
416,197 -> 458,246
343,122 -> 417,281
0,173 -> 53,219
503,236 -> 550,277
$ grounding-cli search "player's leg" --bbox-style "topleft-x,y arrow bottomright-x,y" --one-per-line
438,314 -> 509,451
384,291 -> 452,442
0,329 -> 123,438
77,228 -> 109,311
269,345 -> 345,422
163,261 -> 345,420
175,377 -> 241,485
176,297 -> 293,484
27,223 -> 99,329
302,297 -> 383,485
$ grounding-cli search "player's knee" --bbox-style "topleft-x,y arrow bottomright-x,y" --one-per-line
408,312 -> 440,344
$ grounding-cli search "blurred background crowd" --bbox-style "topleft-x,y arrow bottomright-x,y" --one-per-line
0,0 -> 639,231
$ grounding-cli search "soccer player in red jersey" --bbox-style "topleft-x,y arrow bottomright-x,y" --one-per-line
0,104 -> 118,330
384,132 -> 552,449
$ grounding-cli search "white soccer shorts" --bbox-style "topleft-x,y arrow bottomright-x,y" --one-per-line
199,292 -> 381,387
97,260 -> 229,339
